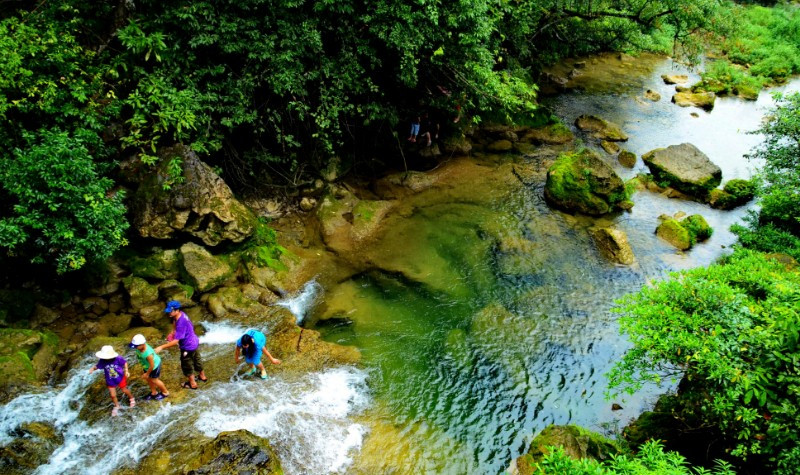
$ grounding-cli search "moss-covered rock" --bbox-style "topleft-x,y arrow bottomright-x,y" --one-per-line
0,352 -> 36,387
682,214 -> 713,243
672,91 -> 716,110
129,249 -> 181,280
656,219 -> 692,250
31,331 -> 59,380
574,115 -> 628,141
123,276 -> 160,311
708,179 -> 755,209
98,313 -> 134,336
512,425 -> 622,475
180,242 -> 235,293
618,150 -> 637,168
662,74 -> 689,84
186,430 -> 283,475
521,123 -> 574,145
642,143 -> 722,197
544,149 -> 629,215
600,140 -> 620,154
0,421 -> 63,472
440,134 -> 473,156
487,139 -> 514,152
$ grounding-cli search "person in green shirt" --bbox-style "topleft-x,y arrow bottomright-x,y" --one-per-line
129,334 -> 170,400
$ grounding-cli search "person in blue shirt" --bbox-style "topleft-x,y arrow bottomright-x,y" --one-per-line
235,329 -> 281,379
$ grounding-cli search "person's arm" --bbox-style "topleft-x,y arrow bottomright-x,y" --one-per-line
262,346 -> 281,365
124,362 -> 130,378
155,339 -> 180,353
234,345 -> 241,364
89,365 -> 97,373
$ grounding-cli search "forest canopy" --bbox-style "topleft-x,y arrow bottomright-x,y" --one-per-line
0,0 -> 723,272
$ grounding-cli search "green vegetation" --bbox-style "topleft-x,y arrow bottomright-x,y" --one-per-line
695,3 -> 800,98
611,93 -> 800,472
536,441 -> 735,474
544,150 -> 629,215
240,218 -> 288,271
0,0 -> 723,274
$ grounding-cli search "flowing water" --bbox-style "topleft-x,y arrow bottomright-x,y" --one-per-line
2,54 -> 799,475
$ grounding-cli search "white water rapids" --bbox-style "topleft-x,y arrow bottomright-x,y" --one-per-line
0,282 -> 370,475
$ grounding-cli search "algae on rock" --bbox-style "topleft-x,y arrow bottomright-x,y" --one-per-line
544,149 -> 630,216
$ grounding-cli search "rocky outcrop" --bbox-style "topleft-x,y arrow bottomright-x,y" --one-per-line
0,329 -> 60,390
129,249 -> 181,280
510,425 -> 621,475
592,227 -> 635,265
672,91 -> 715,110
642,143 -> 722,197
487,139 -> 514,153
544,150 -> 631,215
574,115 -> 628,141
186,430 -> 283,475
131,144 -> 257,246
180,242 -> 235,293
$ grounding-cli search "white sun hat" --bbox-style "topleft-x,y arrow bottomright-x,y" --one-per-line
95,345 -> 119,359
129,334 -> 147,347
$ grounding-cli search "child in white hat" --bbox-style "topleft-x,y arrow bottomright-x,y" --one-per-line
89,345 -> 135,416
129,334 -> 169,400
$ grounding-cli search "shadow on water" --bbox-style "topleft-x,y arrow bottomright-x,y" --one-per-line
314,56 -> 800,474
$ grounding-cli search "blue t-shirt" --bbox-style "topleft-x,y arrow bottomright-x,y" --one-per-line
173,312 -> 199,351
97,356 -> 127,386
236,329 -> 267,363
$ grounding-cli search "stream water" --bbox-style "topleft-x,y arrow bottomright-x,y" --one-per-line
1,54 -> 799,475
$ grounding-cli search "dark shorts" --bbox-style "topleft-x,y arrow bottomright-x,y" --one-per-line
146,364 -> 162,379
180,349 -> 203,376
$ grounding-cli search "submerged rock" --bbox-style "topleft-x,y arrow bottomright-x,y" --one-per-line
644,89 -> 661,101
592,227 -> 635,265
600,141 -> 620,155
186,430 -> 283,475
642,143 -> 721,197
131,144 -> 257,246
707,178 -> 756,210
544,149 -> 629,216
618,150 -> 637,168
0,421 -> 63,472
574,115 -> 628,141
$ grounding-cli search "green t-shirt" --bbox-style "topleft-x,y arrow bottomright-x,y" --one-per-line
135,344 -> 161,372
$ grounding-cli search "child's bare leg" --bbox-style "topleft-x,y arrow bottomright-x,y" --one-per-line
146,378 -> 157,395
121,386 -> 134,401
108,387 -> 119,407
257,362 -> 266,375
153,378 -> 169,396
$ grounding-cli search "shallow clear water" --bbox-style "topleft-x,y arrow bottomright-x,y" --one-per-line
313,57 -> 800,474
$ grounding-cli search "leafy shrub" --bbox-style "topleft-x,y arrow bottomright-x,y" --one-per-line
610,249 -> 800,466
240,218 -> 288,271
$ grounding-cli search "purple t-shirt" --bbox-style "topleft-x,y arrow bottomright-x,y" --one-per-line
97,356 -> 126,386
173,312 -> 199,351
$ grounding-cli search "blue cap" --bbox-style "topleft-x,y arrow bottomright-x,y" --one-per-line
164,300 -> 181,313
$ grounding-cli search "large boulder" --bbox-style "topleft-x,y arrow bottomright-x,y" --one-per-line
180,242 -> 235,293
592,227 -> 635,265
642,143 -> 722,197
510,425 -> 621,475
574,115 -> 628,141
123,276 -> 160,311
186,430 -> 283,475
544,150 -> 630,216
131,144 -> 257,246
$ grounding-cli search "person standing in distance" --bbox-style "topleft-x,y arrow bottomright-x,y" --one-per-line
155,300 -> 207,389
234,328 -> 281,380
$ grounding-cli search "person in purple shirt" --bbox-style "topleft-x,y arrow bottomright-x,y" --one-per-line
155,300 -> 207,389
89,345 -> 135,417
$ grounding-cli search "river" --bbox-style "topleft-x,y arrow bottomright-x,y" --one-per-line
1,53 -> 798,475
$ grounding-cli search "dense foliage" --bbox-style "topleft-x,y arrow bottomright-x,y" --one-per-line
732,92 -> 800,259
537,441 -> 735,474
695,3 -> 800,98
610,250 -> 800,469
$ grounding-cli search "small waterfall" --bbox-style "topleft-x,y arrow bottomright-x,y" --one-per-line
198,321 -> 250,345
0,355 -> 369,475
277,280 -> 322,325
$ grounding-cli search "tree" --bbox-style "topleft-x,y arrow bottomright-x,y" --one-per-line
609,250 -> 800,470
